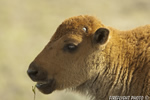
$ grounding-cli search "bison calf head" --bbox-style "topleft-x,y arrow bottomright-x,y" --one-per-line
27,15 -> 110,94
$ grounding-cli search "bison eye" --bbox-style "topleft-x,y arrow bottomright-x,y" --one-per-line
63,43 -> 77,52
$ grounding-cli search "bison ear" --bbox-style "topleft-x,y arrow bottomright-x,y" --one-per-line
93,28 -> 109,45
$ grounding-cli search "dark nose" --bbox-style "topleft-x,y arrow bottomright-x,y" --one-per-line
27,62 -> 39,81
27,62 -> 47,81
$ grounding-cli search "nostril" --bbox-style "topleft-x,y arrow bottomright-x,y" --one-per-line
27,62 -> 39,80
27,68 -> 39,81
27,69 -> 38,76
27,62 -> 47,81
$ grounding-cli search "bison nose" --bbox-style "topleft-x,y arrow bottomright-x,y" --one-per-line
27,62 -> 39,81
27,62 -> 47,81
27,68 -> 38,80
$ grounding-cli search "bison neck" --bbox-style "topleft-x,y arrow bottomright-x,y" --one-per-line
75,29 -> 150,100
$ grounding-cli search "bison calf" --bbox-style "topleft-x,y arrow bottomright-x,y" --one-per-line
27,15 -> 150,100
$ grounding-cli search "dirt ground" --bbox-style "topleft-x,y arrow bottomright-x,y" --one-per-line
0,0 -> 149,100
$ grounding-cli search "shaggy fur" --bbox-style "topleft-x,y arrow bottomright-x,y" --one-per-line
28,15 -> 150,100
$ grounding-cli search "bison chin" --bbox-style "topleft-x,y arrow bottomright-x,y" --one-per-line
36,79 -> 56,94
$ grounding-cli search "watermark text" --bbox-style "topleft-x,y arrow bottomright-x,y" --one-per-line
109,96 -> 149,100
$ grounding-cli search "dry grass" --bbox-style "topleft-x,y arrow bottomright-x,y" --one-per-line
0,0 -> 149,100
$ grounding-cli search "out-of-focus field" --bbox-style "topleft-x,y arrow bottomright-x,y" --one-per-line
0,0 -> 149,100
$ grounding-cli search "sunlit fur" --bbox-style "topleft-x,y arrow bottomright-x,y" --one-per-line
33,15 -> 150,100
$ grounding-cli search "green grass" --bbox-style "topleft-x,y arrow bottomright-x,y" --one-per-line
0,0 -> 149,100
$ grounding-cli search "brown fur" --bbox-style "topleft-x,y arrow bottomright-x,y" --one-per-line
28,15 -> 150,100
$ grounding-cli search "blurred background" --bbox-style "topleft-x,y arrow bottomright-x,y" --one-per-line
0,0 -> 149,100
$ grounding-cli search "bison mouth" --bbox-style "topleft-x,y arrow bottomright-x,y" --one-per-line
36,79 -> 56,94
